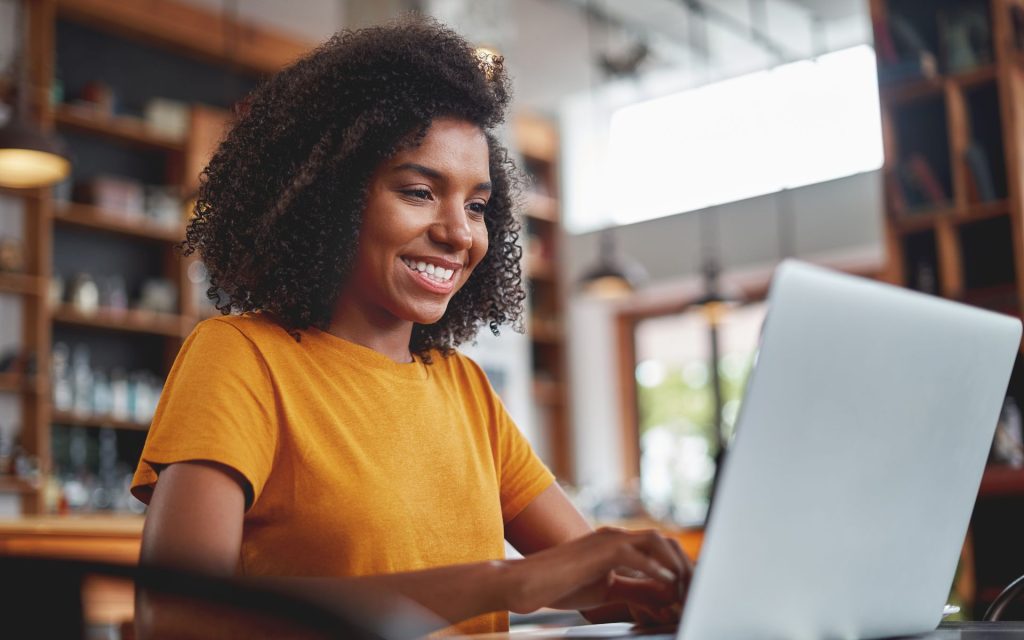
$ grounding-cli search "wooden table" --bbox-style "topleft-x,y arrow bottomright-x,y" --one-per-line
0,515 -> 144,625
475,621 -> 1024,638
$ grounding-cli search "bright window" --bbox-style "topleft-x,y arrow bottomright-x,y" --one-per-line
635,302 -> 768,526
567,45 -> 884,232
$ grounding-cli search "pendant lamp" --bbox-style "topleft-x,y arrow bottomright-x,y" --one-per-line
577,228 -> 647,299
0,0 -> 70,189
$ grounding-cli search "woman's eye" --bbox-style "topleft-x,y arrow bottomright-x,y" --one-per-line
402,189 -> 432,200
468,202 -> 488,215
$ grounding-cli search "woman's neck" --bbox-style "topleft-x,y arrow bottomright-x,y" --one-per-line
328,302 -> 415,364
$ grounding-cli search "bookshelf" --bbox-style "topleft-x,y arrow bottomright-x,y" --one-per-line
872,0 -> 1024,618
516,114 -> 573,480
0,0 -> 310,516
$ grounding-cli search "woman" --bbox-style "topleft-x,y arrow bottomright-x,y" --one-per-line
131,17 -> 690,635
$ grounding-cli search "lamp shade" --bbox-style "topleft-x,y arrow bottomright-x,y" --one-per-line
0,116 -> 70,189
577,229 -> 647,299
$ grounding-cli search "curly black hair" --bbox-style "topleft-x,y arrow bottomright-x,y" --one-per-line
184,17 -> 526,359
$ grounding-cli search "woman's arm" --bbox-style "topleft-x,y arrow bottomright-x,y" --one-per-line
138,462 -> 686,632
504,482 -> 691,624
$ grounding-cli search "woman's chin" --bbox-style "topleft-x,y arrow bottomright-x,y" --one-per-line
404,305 -> 449,327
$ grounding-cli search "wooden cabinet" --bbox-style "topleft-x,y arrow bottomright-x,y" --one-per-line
0,0 -> 310,515
872,0 -> 1024,617
516,114 -> 572,480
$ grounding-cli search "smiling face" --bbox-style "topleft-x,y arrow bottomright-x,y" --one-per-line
337,117 -> 492,329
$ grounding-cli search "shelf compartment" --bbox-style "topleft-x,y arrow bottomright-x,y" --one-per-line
54,104 -> 185,153
962,81 -> 1009,203
900,229 -> 942,295
51,304 -> 188,338
958,216 -> 1016,293
54,203 -> 185,243
890,97 -> 954,215
51,410 -> 149,432
0,272 -> 45,297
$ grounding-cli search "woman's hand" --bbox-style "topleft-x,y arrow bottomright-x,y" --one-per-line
503,527 -> 692,617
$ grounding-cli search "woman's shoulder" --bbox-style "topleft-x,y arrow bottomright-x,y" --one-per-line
192,311 -> 292,345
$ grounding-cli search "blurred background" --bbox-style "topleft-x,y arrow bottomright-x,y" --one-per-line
1,0 -> 1023,629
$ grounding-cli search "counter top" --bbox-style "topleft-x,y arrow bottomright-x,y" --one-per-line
0,515 -> 144,537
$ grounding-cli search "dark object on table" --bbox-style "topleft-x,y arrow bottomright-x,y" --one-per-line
986,574 -> 1024,621
0,555 -> 437,639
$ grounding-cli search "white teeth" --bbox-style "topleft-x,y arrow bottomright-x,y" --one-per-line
403,258 -> 456,282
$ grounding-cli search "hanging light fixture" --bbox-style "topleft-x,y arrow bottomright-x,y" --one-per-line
692,211 -> 744,520
578,228 -> 648,298
575,2 -> 648,299
0,0 -> 70,189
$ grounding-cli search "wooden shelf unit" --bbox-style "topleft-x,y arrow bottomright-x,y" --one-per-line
516,113 -> 572,480
53,203 -> 185,243
872,0 -> 1024,618
54,104 -> 186,153
0,0 -> 312,514
51,411 -> 149,432
51,305 -> 189,338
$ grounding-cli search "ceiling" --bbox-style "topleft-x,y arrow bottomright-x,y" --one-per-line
561,0 -> 872,75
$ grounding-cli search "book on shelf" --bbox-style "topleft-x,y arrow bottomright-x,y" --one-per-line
939,4 -> 993,74
878,14 -> 938,85
888,171 -> 909,216
964,141 -> 998,203
872,16 -> 899,64
898,153 -> 949,211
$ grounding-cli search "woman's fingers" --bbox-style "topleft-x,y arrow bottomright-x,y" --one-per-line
512,527 -> 694,614
606,574 -> 677,608
613,543 -> 678,584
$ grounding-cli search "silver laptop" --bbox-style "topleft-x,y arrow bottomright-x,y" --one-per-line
677,260 -> 1021,640
500,260 -> 1019,640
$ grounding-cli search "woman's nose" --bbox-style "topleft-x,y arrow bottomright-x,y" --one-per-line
429,202 -> 473,250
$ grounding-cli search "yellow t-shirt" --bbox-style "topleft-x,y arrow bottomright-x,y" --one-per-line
131,313 -> 555,634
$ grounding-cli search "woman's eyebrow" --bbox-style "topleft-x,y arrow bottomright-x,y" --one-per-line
393,162 -> 492,192
393,162 -> 443,181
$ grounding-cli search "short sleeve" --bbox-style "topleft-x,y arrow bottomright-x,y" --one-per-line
131,319 -> 278,509
493,396 -> 556,524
